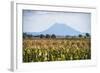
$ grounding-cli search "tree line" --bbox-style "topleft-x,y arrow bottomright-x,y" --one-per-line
23,33 -> 90,39
23,33 -> 56,39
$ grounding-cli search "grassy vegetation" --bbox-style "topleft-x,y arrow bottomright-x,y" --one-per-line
23,38 -> 91,62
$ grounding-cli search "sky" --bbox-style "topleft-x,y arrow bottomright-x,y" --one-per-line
22,10 -> 91,34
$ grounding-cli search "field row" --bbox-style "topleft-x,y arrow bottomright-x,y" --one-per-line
23,38 -> 91,62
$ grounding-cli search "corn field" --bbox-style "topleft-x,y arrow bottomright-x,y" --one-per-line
23,38 -> 91,62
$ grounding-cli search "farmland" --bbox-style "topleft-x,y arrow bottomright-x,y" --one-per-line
23,38 -> 91,62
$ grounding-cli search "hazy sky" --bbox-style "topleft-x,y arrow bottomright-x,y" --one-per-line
22,10 -> 91,33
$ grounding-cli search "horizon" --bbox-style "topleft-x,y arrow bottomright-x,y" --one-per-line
23,32 -> 90,37
23,23 -> 91,36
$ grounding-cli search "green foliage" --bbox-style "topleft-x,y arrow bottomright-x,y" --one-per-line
51,34 -> 56,38
45,34 -> 50,38
40,34 -> 45,38
78,34 -> 82,37
85,33 -> 90,37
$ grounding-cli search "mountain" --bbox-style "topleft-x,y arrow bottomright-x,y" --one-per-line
26,23 -> 82,36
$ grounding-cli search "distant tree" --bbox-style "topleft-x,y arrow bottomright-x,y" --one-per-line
40,34 -> 45,38
84,36 -> 86,38
23,33 -> 28,39
85,33 -> 90,37
78,34 -> 82,38
27,34 -> 33,38
46,34 -> 50,38
51,34 -> 56,38
23,33 -> 33,39
66,35 -> 70,38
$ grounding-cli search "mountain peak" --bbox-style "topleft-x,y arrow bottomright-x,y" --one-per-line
27,23 -> 81,36
40,23 -> 81,36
